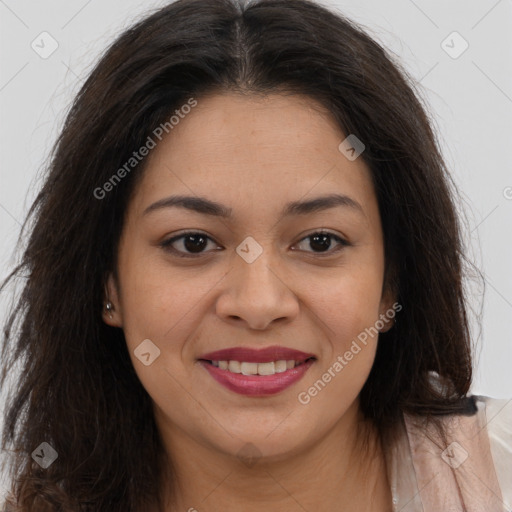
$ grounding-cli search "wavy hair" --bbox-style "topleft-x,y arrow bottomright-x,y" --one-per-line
1,0 -> 478,509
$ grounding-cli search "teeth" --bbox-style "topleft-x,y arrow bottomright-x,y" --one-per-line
275,360 -> 287,372
210,359 -> 310,376
241,362 -> 258,375
228,360 -> 241,373
256,362 -> 275,375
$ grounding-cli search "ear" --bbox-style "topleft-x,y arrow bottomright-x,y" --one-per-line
378,277 -> 399,333
102,272 -> 123,328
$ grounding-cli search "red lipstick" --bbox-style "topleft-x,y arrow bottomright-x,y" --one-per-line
197,345 -> 316,396
199,346 -> 315,363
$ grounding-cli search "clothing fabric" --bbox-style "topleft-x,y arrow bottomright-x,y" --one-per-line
386,395 -> 512,511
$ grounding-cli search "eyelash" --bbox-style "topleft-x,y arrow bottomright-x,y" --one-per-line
159,230 -> 350,258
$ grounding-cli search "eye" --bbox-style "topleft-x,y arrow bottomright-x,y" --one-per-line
159,230 -> 350,258
293,231 -> 349,255
159,231 -> 219,258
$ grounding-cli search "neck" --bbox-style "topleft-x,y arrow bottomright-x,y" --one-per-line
154,400 -> 392,512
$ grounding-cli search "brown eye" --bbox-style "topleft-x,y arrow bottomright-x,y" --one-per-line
160,232 -> 217,257
294,231 -> 349,255
160,230 -> 349,259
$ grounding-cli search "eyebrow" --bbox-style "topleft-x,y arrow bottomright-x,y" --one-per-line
142,193 -> 364,219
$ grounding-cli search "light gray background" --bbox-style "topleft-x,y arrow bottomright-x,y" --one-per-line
1,0 -> 511,500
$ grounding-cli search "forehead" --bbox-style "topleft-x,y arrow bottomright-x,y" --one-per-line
130,92 -> 377,224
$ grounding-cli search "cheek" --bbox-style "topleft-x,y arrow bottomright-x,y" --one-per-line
318,272 -> 383,401
302,286 -> 380,410
116,263 -> 199,406
317,344 -> 377,415
117,249 -> 197,342
312,270 -> 384,345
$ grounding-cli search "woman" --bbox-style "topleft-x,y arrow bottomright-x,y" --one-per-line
1,0 -> 510,510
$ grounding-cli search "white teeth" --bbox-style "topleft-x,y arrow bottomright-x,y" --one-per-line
241,362 -> 258,375
257,362 -> 275,375
211,359 -> 311,375
275,360 -> 287,373
228,360 -> 241,373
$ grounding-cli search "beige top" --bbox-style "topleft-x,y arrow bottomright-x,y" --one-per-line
386,395 -> 512,511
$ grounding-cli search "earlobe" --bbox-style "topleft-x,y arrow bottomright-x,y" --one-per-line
378,292 -> 398,333
378,269 -> 400,332
102,273 -> 123,327
378,313 -> 395,333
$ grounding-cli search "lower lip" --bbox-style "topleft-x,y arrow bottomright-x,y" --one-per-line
199,359 -> 315,396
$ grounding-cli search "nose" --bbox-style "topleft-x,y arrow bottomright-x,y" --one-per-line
215,246 -> 299,331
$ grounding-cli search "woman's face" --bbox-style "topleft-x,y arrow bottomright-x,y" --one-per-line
105,92 -> 395,461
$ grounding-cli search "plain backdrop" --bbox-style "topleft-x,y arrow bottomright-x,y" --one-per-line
1,0 -> 511,501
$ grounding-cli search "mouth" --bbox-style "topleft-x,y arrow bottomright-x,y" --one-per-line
199,357 -> 316,376
197,346 -> 317,396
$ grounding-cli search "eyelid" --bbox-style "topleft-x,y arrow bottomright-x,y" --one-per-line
159,230 -> 217,258
159,229 -> 350,258
294,230 -> 349,252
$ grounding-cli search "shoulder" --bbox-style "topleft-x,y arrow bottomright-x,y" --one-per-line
473,395 -> 512,507
400,394 -> 512,511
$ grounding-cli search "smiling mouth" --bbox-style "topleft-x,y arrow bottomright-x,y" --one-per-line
199,357 -> 316,376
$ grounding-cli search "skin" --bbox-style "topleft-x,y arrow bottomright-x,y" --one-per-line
104,91 -> 396,511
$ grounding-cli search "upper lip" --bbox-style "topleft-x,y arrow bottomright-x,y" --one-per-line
198,345 -> 316,363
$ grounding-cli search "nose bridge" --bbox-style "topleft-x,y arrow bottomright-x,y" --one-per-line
233,234 -> 283,296
216,235 -> 298,329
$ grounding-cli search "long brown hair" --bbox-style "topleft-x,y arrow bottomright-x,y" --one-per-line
1,0 -> 479,509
